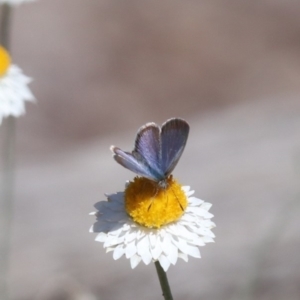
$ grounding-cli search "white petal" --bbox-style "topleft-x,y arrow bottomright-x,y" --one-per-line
161,233 -> 172,255
186,207 -> 208,216
89,225 -> 95,233
150,240 -> 163,260
188,197 -> 204,206
113,245 -> 125,260
136,235 -> 149,254
125,240 -> 137,258
136,230 -> 146,239
124,231 -> 137,243
149,232 -> 157,247
103,236 -> 123,247
197,227 -> 215,238
171,238 -> 198,256
168,223 -> 195,240
184,244 -> 201,258
106,247 -> 114,253
186,190 -> 195,197
108,227 -> 124,237
178,252 -> 189,262
203,236 -> 215,243
95,232 -> 107,242
201,202 -> 213,211
158,255 -> 171,272
92,220 -> 117,233
180,213 -> 195,223
165,243 -> 178,265
137,236 -> 152,264
130,254 -> 142,269
192,237 -> 206,246
142,253 -> 152,265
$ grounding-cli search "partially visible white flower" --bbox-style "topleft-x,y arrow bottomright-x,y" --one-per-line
0,0 -> 35,5
90,177 -> 215,271
0,46 -> 34,124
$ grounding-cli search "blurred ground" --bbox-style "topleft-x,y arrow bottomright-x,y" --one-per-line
11,0 -> 300,153
0,0 -> 300,299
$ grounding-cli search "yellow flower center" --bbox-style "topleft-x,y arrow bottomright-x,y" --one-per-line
125,176 -> 188,228
0,46 -> 11,77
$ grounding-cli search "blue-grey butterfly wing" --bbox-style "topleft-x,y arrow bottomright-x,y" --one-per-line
110,146 -> 158,181
161,118 -> 190,176
133,123 -> 164,180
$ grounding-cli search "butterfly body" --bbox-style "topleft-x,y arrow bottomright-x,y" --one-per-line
110,118 -> 190,186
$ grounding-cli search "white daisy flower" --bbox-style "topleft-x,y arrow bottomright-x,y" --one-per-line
0,46 -> 34,124
0,0 -> 35,5
90,176 -> 215,272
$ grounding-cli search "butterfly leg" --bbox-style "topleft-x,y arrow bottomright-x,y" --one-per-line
170,187 -> 184,211
147,183 -> 159,211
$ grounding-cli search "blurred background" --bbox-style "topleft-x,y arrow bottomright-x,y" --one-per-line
1,0 -> 300,299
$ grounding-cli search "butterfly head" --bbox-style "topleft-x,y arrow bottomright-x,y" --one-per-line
157,178 -> 169,190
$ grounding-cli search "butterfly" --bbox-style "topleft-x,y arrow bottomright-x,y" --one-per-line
110,118 -> 190,188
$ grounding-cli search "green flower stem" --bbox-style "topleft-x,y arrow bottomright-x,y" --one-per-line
0,4 -> 12,48
0,4 -> 14,300
0,117 -> 15,300
155,261 -> 174,300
